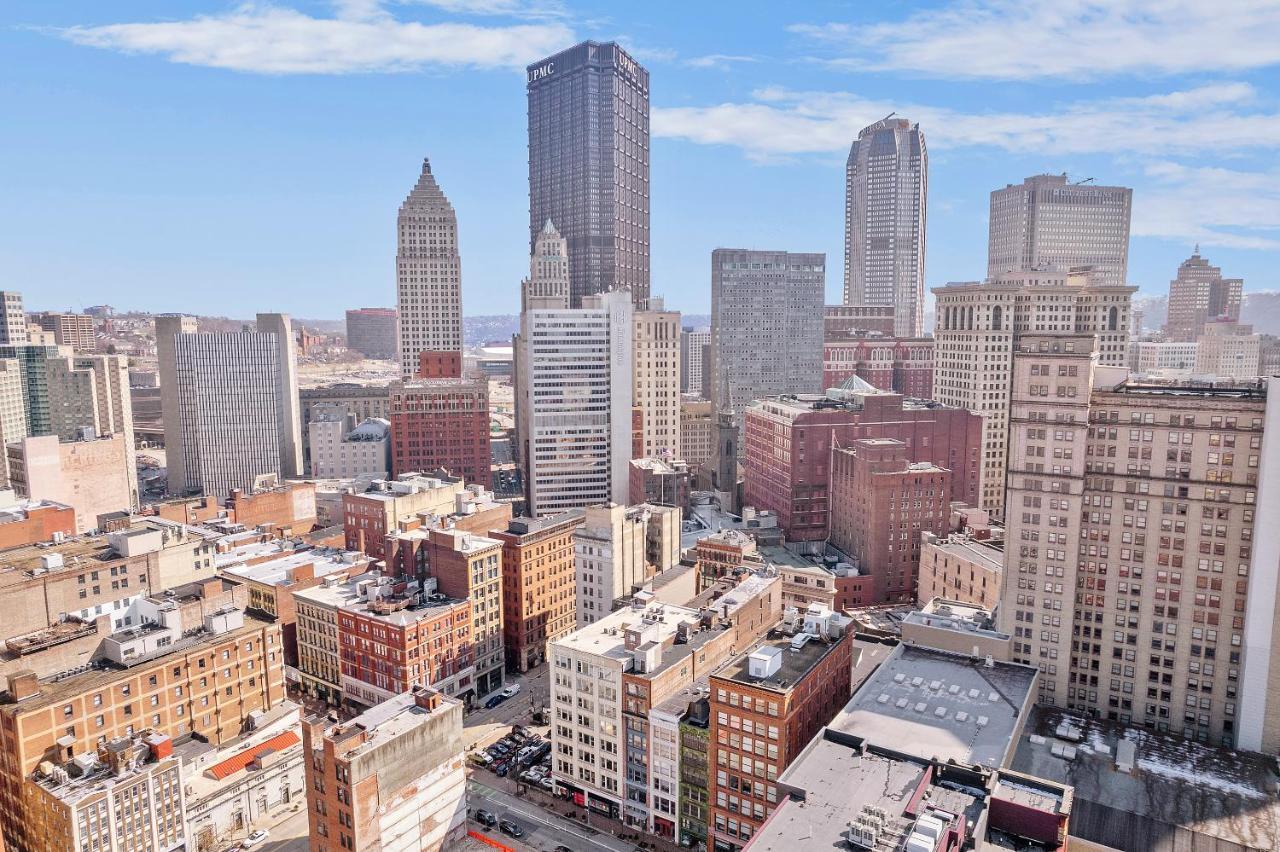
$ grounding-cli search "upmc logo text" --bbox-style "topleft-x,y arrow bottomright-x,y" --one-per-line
527,62 -> 555,83
615,51 -> 637,80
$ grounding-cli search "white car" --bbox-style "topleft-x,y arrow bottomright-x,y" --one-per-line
241,830 -> 270,849
501,683 -> 521,698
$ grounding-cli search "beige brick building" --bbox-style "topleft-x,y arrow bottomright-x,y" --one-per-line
999,339 -> 1280,751
633,302 -> 681,461
918,531 -> 1003,610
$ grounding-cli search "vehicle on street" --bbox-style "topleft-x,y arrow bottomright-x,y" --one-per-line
499,819 -> 525,838
241,831 -> 270,849
501,683 -> 521,698
471,751 -> 493,765
539,777 -> 555,792
473,809 -> 498,828
484,694 -> 506,709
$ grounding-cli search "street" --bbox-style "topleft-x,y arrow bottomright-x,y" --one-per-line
461,664 -> 550,750
467,779 -> 640,852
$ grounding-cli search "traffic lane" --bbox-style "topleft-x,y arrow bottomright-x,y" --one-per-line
467,779 -> 635,852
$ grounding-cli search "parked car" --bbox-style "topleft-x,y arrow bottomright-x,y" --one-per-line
501,683 -> 522,698
495,762 -> 510,777
473,809 -> 498,828
540,777 -> 555,792
499,819 -> 525,838
484,694 -> 506,709
470,751 -> 493,766
241,831 -> 270,849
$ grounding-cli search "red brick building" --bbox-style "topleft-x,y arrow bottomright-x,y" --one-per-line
416,349 -> 462,379
827,438 -> 951,607
707,620 -> 853,850
822,337 -> 934,398
492,510 -> 585,672
0,500 -> 75,548
389,378 -> 491,487
741,389 -> 980,542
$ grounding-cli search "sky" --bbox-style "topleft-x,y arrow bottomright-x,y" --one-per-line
2,0 -> 1279,320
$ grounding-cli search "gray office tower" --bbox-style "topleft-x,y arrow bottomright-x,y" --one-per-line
844,118 -> 928,337
527,40 -> 650,308
710,249 -> 824,421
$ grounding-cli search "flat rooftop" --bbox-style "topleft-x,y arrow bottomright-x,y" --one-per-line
293,573 -> 468,627
219,545 -> 367,586
501,509 -> 586,538
328,689 -> 459,758
554,602 -> 702,659
832,643 -> 1037,769
1011,707 -> 1280,851
925,533 -> 1004,572
713,632 -> 846,694
750,734 -> 986,852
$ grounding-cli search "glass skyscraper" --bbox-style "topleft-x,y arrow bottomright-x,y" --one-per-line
527,40 -> 650,308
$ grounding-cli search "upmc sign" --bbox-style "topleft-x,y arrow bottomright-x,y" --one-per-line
614,49 -> 638,81
527,61 -> 554,83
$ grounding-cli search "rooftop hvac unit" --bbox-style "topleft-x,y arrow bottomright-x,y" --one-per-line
846,823 -> 878,849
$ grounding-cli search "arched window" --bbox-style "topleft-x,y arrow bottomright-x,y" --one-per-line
1108,306 -> 1118,331
992,305 -> 1003,331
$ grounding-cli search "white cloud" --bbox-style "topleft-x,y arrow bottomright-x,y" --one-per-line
684,54 -> 758,70
790,0 -> 1280,80
57,3 -> 574,74
1133,162 -> 1280,250
401,0 -> 568,19
652,83 -> 1280,160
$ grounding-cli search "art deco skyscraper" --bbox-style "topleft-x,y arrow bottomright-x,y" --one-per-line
988,173 -> 1132,286
522,219 -> 570,312
396,159 -> 463,377
843,117 -> 927,337
527,40 -> 649,308
1164,248 -> 1243,341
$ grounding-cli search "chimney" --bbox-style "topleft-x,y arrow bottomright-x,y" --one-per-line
412,685 -> 442,711
7,670 -> 39,701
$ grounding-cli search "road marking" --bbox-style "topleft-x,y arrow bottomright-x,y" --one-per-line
468,782 -> 627,852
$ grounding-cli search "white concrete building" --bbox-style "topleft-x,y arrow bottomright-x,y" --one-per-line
843,117 -> 928,337
515,289 -> 634,517
0,291 -> 28,344
1195,323 -> 1261,380
574,503 -> 680,628
308,409 -> 391,480
156,314 -> 303,498
680,327 -> 710,397
1129,340 -> 1199,377
396,159 -> 463,376
988,174 -> 1132,287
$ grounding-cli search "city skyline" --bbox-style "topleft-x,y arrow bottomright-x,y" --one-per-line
3,2 -> 1279,319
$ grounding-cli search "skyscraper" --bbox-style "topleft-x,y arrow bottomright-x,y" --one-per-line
157,313 -> 303,498
1165,248 -> 1243,341
515,289 -> 633,517
527,40 -> 650,308
932,267 -> 1134,517
988,173 -> 1132,286
396,159 -> 462,376
843,117 -> 928,337
710,249 -> 824,425
522,219 -> 570,312
680,326 -> 710,397
0,291 -> 28,345
633,300 -> 680,461
345,307 -> 397,360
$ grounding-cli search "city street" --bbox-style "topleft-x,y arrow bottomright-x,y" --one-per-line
467,779 -> 640,852
462,664 -> 551,750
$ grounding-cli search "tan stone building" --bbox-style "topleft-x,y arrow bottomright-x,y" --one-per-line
999,340 -> 1280,751
680,396 -> 714,475
8,433 -> 137,532
933,267 -> 1134,517
0,610 -> 286,852
918,530 -> 1003,610
634,303 -> 681,461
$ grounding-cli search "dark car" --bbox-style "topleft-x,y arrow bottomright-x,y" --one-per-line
555,846 -> 573,852
494,762 -> 510,777
484,694 -> 507,710
472,809 -> 497,828
499,820 -> 525,838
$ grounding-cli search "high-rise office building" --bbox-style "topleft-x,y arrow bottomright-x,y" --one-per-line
932,267 -> 1134,516
0,292 -> 27,344
345,307 -> 397,360
1165,249 -> 1244,341
396,159 -> 463,376
710,249 -> 824,428
680,327 -> 710,397
527,40 -> 649,308
156,314 -> 303,498
522,219 -> 571,312
633,300 -> 680,460
988,174 -> 1132,286
515,288 -> 634,517
999,349 -> 1280,752
843,118 -> 928,337
32,311 -> 96,352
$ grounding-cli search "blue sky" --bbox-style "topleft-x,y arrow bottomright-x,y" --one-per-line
2,1 -> 1278,319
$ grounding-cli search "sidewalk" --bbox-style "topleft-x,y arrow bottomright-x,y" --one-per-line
511,783 -> 685,852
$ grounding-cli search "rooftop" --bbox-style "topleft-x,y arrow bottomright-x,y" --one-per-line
713,631 -> 847,694
902,599 -> 1007,640
219,544 -> 368,586
1011,707 -> 1280,851
32,735 -> 179,806
923,532 -> 1004,573
500,508 -> 586,538
293,572 -> 468,627
831,643 -> 1037,769
325,688 -> 460,758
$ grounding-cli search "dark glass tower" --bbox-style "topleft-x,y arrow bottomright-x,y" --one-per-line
527,41 -> 650,308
